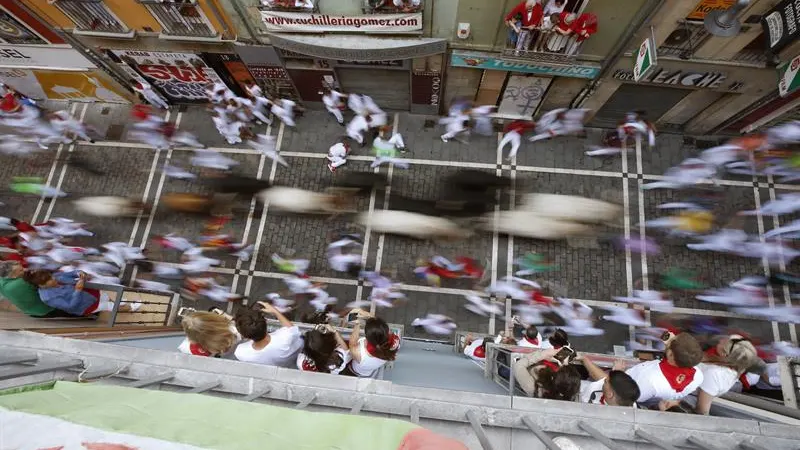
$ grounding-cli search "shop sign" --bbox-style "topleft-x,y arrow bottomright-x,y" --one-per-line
411,70 -> 440,106
260,11 -> 422,33
246,64 -> 301,103
0,45 -> 94,70
762,0 -> 800,53
686,0 -> 735,21
0,67 -> 129,103
450,52 -> 599,79
110,50 -> 226,103
0,10 -> 46,45
779,54 -> 800,97
613,68 -> 745,92
633,35 -> 657,82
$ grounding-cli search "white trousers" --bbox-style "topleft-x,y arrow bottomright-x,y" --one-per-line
327,106 -> 344,123
499,131 -> 521,159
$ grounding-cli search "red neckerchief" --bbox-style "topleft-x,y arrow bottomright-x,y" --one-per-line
473,346 -> 486,359
598,394 -> 606,405
739,373 -> 751,390
659,359 -> 696,392
524,336 -> 539,346
705,347 -> 719,358
301,356 -> 318,372
189,343 -> 211,357
540,360 -> 560,372
366,333 -> 399,356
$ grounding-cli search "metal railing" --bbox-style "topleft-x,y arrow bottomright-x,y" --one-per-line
53,0 -> 129,34
141,1 -> 216,38
731,48 -> 769,64
502,33 -> 582,64
778,356 -> 800,410
88,282 -> 180,327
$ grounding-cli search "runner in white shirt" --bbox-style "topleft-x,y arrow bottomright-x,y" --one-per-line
326,233 -> 363,275
322,88 -> 348,124
346,114 -> 370,145
234,302 -> 303,367
625,333 -> 704,406
133,81 -> 169,110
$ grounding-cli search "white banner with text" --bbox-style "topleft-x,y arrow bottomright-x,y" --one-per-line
260,11 -> 422,33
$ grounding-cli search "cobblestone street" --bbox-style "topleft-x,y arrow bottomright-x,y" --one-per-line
7,101 -> 798,353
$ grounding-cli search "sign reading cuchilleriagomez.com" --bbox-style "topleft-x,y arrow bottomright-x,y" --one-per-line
260,11 -> 422,33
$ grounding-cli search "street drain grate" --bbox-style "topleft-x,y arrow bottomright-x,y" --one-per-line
423,119 -> 436,128
101,107 -> 110,115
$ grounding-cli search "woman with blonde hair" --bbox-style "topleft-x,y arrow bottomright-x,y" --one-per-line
694,335 -> 761,414
178,311 -> 240,357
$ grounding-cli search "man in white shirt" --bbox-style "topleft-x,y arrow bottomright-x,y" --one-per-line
579,355 -> 640,407
234,302 -> 302,367
625,332 -> 704,408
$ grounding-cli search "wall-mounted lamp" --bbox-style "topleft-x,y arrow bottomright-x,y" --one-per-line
704,0 -> 750,37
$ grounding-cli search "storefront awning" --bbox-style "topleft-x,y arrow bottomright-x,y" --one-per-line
266,33 -> 447,61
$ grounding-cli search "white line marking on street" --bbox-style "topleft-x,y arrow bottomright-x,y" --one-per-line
31,102 -> 78,224
491,132 -> 502,336
42,103 -> 89,223
370,114 -> 399,315
752,177 -> 781,342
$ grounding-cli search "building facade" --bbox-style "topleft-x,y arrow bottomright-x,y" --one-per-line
0,0 -> 132,103
581,0 -> 796,134
25,0 -> 245,104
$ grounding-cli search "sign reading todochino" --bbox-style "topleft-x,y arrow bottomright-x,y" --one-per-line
260,11 -> 422,33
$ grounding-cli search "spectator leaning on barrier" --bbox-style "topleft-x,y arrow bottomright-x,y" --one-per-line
513,347 -> 581,401
625,332 -> 704,408
579,355 -> 641,407
0,261 -> 62,318
234,301 -> 303,367
691,335 -> 761,415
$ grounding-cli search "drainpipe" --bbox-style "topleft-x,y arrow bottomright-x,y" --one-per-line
229,0 -> 263,44
205,0 -> 237,41
570,0 -> 665,108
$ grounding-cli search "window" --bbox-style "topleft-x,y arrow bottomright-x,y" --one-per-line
140,0 -> 216,38
52,0 -> 129,34
0,9 -> 48,44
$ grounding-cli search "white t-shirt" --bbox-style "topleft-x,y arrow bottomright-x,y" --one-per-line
234,325 -> 303,367
697,363 -> 738,397
517,333 -> 544,348
463,338 -> 485,361
349,337 -> 389,377
626,359 -> 704,403
579,378 -> 605,404
296,348 -> 351,374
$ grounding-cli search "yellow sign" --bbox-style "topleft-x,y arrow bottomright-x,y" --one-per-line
33,70 -> 132,103
687,0 -> 735,20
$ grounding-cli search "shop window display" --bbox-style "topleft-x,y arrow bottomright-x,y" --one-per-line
505,0 -> 596,57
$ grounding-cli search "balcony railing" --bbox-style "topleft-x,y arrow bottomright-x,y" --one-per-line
363,0 -> 422,14
53,0 -> 130,34
502,33 -> 581,64
730,48 -> 769,65
141,0 -> 216,38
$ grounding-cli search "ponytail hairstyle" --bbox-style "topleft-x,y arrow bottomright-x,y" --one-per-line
365,317 -> 400,361
548,328 -> 570,349
536,364 -> 580,401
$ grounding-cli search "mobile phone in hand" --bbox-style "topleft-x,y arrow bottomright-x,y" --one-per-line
347,311 -> 360,323
554,346 -> 576,364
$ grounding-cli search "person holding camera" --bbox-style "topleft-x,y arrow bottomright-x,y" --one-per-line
512,347 -> 581,400
579,356 -> 641,407
234,301 -> 303,367
296,324 -> 351,374
341,310 -> 400,378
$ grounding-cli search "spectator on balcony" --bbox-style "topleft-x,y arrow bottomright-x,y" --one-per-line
505,0 -> 544,53
179,311 -> 240,357
29,270 -> 139,317
547,12 -> 576,53
513,347 -> 581,400
690,335 -> 761,415
567,13 -> 598,55
542,0 -> 565,16
297,324 -> 351,374
579,355 -> 641,407
626,332 -> 704,408
534,13 -> 561,52
234,301 -> 303,367
392,0 -> 421,12
343,313 -> 400,377
0,261 -> 66,318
